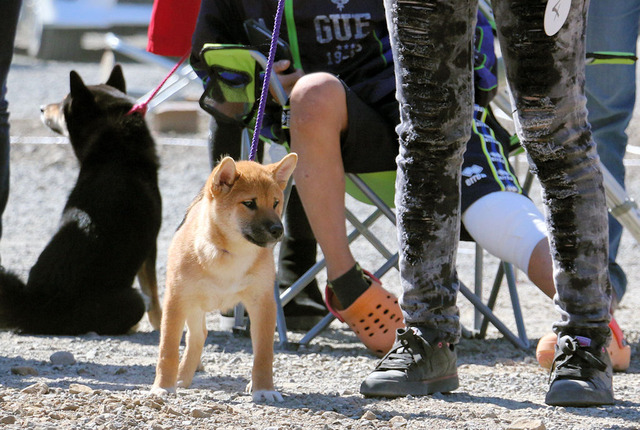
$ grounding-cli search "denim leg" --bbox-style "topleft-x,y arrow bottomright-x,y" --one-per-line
585,0 -> 640,303
0,0 -> 22,241
493,0 -> 611,344
385,0 -> 476,343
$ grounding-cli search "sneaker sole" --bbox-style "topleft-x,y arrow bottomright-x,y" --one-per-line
360,373 -> 459,398
545,380 -> 615,407
545,390 -> 615,407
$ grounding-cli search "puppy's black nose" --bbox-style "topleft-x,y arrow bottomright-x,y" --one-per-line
269,223 -> 283,239
40,105 -> 46,113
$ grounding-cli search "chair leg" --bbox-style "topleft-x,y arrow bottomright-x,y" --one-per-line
460,280 -> 529,350
478,263 -> 505,337
473,243 -> 484,331
504,262 -> 529,347
472,260 -> 530,350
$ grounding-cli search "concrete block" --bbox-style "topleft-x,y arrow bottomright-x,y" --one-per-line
151,101 -> 202,134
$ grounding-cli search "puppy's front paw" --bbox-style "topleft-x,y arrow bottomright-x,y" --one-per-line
251,390 -> 283,402
149,386 -> 175,397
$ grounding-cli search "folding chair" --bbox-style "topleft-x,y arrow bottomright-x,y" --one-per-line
197,43 -> 536,351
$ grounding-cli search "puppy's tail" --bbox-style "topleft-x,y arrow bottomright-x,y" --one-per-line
0,268 -> 32,330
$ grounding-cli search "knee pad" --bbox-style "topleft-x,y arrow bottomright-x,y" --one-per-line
462,192 -> 547,273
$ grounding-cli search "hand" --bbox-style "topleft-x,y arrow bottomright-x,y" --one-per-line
273,60 -> 304,96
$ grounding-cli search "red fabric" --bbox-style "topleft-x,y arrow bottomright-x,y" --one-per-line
146,0 -> 201,56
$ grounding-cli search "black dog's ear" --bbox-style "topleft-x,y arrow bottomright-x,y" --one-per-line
69,71 -> 96,109
105,64 -> 126,94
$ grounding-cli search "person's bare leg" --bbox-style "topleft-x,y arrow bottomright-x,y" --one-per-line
527,238 -> 555,299
289,73 -> 354,280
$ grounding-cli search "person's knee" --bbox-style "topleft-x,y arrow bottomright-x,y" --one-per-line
289,73 -> 346,132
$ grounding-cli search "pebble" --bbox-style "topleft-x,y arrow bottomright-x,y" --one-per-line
507,419 -> 546,430
190,408 -> 212,418
11,366 -> 38,376
69,384 -> 94,395
21,382 -> 49,394
0,416 -> 17,424
361,410 -> 377,420
50,351 -> 76,366
389,416 -> 407,425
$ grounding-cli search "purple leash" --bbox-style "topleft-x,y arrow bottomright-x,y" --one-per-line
249,0 -> 286,161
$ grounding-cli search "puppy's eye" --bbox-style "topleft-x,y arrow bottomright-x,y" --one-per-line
242,199 -> 257,210
273,199 -> 279,209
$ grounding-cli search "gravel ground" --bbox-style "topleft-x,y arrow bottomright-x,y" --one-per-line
0,41 -> 639,430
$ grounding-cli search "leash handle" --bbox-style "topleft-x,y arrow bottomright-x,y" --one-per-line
127,51 -> 191,116
250,0 -> 286,161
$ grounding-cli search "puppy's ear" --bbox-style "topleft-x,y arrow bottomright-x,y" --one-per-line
208,156 -> 239,197
106,64 -> 126,94
69,71 -> 97,109
272,152 -> 298,190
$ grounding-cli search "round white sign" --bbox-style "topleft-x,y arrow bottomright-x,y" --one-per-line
544,0 -> 571,36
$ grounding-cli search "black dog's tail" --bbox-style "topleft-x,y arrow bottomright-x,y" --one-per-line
0,269 -> 146,335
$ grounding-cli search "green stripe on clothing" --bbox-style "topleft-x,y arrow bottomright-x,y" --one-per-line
285,0 -> 302,70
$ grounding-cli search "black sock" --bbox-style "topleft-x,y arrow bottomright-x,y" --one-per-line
328,264 -> 370,309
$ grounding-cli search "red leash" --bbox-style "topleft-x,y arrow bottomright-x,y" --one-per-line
126,51 -> 190,116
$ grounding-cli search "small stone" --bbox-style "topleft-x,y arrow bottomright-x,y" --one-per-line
11,366 -> 38,376
322,411 -> 343,421
0,416 -> 16,425
50,351 -> 76,366
390,416 -> 407,426
62,403 -> 80,411
49,412 -> 65,420
164,406 -> 182,416
190,408 -> 212,418
361,410 -> 377,420
507,418 -> 546,430
144,399 -> 164,410
69,383 -> 94,394
21,382 -> 49,394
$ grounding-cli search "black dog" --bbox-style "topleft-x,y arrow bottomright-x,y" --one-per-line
0,65 -> 162,335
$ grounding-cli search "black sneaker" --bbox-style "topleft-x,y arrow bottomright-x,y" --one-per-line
360,326 -> 459,397
545,335 -> 615,407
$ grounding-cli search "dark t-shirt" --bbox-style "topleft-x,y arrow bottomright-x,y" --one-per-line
191,0 -> 395,110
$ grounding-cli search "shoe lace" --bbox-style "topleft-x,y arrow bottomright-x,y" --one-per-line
375,328 -> 426,371
550,335 -> 607,382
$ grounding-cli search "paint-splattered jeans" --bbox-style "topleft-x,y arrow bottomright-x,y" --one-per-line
386,0 -> 612,346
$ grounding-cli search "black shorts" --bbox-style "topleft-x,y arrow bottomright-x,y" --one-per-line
460,105 -> 525,213
342,88 -> 524,212
341,84 -> 399,174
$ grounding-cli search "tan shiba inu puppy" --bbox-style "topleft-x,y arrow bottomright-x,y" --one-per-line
151,154 -> 297,402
